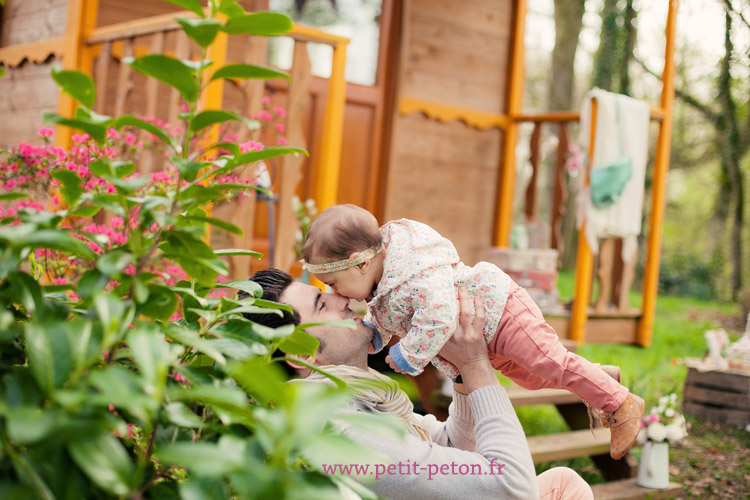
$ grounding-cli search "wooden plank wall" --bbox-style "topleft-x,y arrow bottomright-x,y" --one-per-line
384,0 -> 513,265
0,0 -> 68,148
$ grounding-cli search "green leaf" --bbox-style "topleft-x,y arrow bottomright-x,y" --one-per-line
250,322 -> 295,341
176,17 -> 221,48
229,146 -> 307,169
184,215 -> 242,235
171,156 -> 205,182
77,269 -> 109,303
128,327 -> 181,398
126,55 -> 200,102
163,402 -> 205,428
68,431 -> 135,497
278,329 -> 319,356
8,271 -> 43,317
161,0 -> 204,17
222,12 -> 293,36
114,115 -> 179,151
43,112 -> 109,143
157,436 -> 246,478
163,324 -> 226,365
210,63 -> 289,82
69,204 -> 101,217
189,110 -> 240,133
218,279 -> 262,297
213,248 -> 262,258
24,322 -> 73,394
51,67 -> 96,109
230,358 -> 290,406
88,366 -> 156,423
96,250 -> 134,276
0,67 -> 4,78
108,175 -> 148,194
167,384 -> 248,410
0,192 -> 28,201
11,229 -> 95,258
138,285 -> 178,321
218,0 -> 246,18
6,407 -> 64,445
51,170 -> 83,207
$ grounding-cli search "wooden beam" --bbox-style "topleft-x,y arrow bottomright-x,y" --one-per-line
312,38 -> 349,211
493,0 -> 527,247
0,38 -> 65,67
398,96 -> 510,130
569,98 -> 598,344
56,0 -> 99,148
638,0 -> 679,347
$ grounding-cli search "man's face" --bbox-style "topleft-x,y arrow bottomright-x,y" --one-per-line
280,282 -> 374,368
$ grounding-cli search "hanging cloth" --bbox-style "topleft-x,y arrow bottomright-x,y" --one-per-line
578,88 -> 650,262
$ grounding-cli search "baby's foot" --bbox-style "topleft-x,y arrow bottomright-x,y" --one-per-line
601,393 -> 645,460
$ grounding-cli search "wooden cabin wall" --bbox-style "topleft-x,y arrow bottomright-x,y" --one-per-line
0,0 -> 68,148
384,0 -> 513,265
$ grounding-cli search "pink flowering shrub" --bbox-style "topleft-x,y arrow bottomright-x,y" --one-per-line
0,3 -> 362,499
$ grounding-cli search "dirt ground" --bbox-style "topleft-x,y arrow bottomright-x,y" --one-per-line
669,416 -> 750,499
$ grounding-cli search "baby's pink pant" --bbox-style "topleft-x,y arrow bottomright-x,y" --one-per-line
537,467 -> 594,500
489,281 -> 628,412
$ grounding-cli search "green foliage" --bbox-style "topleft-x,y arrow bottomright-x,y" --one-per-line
658,251 -> 723,300
0,2 -> 376,498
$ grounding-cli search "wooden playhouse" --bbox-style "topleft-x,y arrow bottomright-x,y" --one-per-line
0,0 -> 678,349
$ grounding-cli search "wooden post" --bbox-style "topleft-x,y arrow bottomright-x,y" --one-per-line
493,0 -> 527,247
637,0 -> 679,347
569,98 -> 597,344
313,39 -> 348,211
57,0 -> 100,148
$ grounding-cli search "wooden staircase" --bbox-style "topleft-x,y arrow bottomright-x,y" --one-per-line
507,386 -> 682,499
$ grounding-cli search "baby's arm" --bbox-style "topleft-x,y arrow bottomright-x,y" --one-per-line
386,269 -> 459,376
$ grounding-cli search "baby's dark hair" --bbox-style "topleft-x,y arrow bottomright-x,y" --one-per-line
301,204 -> 382,264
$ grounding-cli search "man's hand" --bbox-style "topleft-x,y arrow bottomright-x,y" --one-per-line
386,354 -> 410,375
439,287 -> 488,370
438,287 -> 497,394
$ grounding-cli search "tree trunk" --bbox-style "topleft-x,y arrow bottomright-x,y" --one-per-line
618,0 -> 637,96
717,10 -> 744,297
549,0 -> 587,110
593,0 -> 619,91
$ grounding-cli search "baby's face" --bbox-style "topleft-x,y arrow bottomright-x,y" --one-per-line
314,264 -> 378,302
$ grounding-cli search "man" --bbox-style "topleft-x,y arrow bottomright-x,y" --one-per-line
244,269 -> 593,500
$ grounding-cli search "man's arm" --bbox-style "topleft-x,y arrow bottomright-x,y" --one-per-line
338,289 -> 538,500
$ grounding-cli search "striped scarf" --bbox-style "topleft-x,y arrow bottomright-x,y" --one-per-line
302,365 -> 432,442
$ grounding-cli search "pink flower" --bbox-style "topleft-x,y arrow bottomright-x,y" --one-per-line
273,106 -> 287,118
38,128 -> 54,138
277,137 -> 288,146
239,140 -> 264,153
262,95 -> 271,105
274,123 -> 285,134
53,277 -> 68,285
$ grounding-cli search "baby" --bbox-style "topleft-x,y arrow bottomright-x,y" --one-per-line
301,204 -> 644,459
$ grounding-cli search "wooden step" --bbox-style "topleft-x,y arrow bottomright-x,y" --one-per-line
590,478 -> 682,500
527,427 -> 610,464
507,386 -> 583,407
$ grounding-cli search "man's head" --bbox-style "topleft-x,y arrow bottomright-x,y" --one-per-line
243,268 -> 376,372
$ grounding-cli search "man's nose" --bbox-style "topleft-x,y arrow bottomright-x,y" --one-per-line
330,293 -> 349,311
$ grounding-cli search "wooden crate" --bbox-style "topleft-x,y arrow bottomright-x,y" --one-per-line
682,359 -> 750,428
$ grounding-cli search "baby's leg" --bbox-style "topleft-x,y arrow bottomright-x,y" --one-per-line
490,284 -> 627,412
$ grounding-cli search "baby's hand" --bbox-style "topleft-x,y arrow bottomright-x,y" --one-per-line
386,354 -> 410,375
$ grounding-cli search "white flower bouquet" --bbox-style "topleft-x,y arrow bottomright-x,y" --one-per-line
636,393 -> 688,446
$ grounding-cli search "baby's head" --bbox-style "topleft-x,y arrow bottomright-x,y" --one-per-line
301,204 -> 384,301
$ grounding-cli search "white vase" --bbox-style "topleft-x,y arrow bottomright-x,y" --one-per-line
636,440 -> 670,489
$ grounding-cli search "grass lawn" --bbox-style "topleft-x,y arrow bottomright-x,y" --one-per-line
517,270 -> 749,498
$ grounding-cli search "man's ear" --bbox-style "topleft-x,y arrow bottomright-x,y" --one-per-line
285,354 -> 314,371
349,251 -> 370,274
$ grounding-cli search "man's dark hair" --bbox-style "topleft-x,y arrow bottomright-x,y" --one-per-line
239,268 -> 300,328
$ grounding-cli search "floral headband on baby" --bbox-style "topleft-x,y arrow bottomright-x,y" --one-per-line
300,243 -> 385,274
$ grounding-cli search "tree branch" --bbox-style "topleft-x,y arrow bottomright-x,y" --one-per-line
722,0 -> 750,32
633,55 -> 718,121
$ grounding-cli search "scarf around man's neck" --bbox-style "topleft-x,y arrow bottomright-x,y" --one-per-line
301,364 -> 432,442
